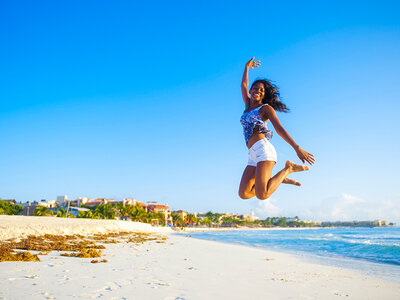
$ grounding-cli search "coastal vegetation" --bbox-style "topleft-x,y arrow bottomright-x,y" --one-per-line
0,199 -> 23,215
200,212 -> 317,228
34,206 -> 54,216
0,199 -> 393,227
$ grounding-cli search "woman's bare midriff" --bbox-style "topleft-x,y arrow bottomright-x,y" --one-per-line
246,126 -> 266,149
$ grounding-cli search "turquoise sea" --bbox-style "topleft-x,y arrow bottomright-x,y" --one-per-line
183,227 -> 400,282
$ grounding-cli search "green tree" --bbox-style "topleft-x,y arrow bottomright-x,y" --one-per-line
56,208 -> 74,218
77,211 -> 94,218
129,205 -> 150,222
0,199 -> 24,215
94,204 -> 116,219
172,212 -> 186,227
212,213 -> 222,224
201,216 -> 212,227
34,206 -> 54,216
187,213 -> 198,226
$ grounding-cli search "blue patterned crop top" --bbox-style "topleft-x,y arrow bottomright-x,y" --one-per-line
240,104 -> 273,143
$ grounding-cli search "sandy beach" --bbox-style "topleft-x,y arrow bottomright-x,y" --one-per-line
1,216 -> 399,300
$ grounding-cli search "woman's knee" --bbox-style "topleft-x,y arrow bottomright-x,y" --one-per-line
238,190 -> 253,199
255,188 -> 271,200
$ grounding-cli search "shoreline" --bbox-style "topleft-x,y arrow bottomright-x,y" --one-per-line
181,226 -> 324,232
179,232 -> 400,284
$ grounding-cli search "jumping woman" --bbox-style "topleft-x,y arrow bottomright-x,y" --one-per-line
239,58 -> 315,200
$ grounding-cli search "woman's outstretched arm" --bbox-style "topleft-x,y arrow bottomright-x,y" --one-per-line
262,105 -> 315,165
241,57 -> 260,107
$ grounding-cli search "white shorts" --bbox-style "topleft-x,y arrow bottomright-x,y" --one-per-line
247,138 -> 277,166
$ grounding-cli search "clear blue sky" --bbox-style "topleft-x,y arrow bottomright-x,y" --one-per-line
1,1 -> 399,222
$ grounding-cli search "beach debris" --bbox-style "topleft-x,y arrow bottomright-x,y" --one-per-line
91,259 -> 108,263
271,277 -> 286,282
0,232 -> 167,262
148,280 -> 171,286
0,245 -> 40,262
60,249 -> 102,258
25,275 -> 40,279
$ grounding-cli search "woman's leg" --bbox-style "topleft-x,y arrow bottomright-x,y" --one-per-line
255,160 -> 309,200
283,178 -> 302,186
238,165 -> 256,199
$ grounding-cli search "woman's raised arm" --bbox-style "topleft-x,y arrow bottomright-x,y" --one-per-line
262,105 -> 315,165
241,57 -> 260,107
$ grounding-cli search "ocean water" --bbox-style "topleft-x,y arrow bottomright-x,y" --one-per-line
182,227 -> 400,282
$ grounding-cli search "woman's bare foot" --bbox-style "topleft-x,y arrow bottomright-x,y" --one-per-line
285,160 -> 309,172
283,178 -> 302,186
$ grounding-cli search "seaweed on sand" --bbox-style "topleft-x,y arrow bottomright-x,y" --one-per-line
0,231 -> 167,262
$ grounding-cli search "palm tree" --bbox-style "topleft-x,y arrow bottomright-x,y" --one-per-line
34,206 -> 53,216
94,204 -> 116,219
77,210 -> 94,218
187,213 -> 198,226
56,208 -> 67,217
201,216 -> 212,227
119,204 -> 131,217
172,213 -> 185,227
130,206 -> 149,222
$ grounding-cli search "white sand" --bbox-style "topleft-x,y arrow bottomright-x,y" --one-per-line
0,215 -> 171,240
1,216 -> 399,299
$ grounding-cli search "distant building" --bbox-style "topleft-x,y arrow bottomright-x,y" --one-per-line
123,198 -> 148,210
69,197 -> 92,206
57,195 -> 68,206
233,214 -> 252,221
147,203 -> 172,224
250,209 -> 259,221
67,206 -> 91,217
20,205 -> 39,216
84,198 -> 115,207
286,217 -> 300,222
2,199 -> 17,204
374,220 -> 388,226
147,203 -> 171,214
174,210 -> 188,220
37,200 -> 58,208
220,213 -> 233,219
17,201 -> 32,208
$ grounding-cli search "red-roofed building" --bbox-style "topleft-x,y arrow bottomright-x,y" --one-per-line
122,198 -> 148,211
84,198 -> 116,207
174,210 -> 188,221
147,204 -> 172,225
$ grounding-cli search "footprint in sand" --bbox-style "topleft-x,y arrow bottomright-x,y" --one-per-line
148,280 -> 171,287
103,282 -> 122,291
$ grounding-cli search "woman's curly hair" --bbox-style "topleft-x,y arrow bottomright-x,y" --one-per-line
250,79 -> 289,113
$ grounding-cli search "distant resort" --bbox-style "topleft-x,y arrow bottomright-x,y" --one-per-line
0,196 -> 394,228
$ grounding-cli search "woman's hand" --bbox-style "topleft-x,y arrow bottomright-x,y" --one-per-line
295,147 -> 315,165
242,57 -> 260,105
245,57 -> 261,69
